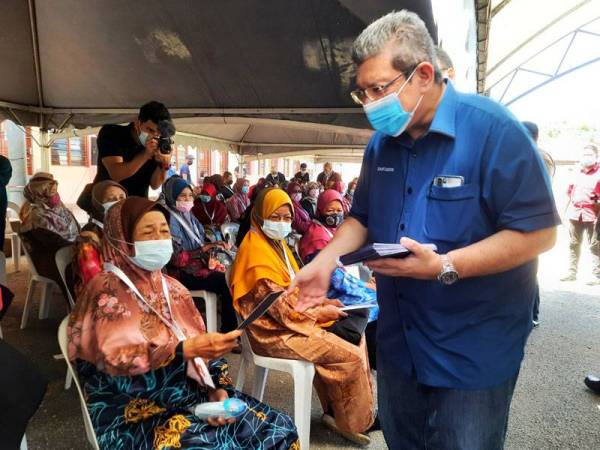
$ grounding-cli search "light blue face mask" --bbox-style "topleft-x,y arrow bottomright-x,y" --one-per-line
363,67 -> 422,137
241,186 -> 249,194
138,130 -> 149,145
129,239 -> 173,271
199,195 -> 212,203
262,220 -> 292,241
103,201 -> 118,214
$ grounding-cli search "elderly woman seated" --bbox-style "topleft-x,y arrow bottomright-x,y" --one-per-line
19,172 -> 79,300
72,180 -> 127,297
161,176 -> 237,333
68,197 -> 299,450
230,188 -> 376,445
299,189 -> 378,368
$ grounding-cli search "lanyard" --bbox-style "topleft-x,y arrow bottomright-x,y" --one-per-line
104,262 -> 215,388
202,203 -> 215,224
313,219 -> 333,239
282,244 -> 296,281
91,219 -> 104,229
166,207 -> 203,246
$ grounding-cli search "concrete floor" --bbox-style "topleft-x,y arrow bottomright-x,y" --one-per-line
2,223 -> 600,449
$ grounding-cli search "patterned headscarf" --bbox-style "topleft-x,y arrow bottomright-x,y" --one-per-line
103,197 -> 170,290
90,180 -> 127,220
20,172 -> 79,240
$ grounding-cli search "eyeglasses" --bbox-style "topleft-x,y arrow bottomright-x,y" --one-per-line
350,72 -> 405,106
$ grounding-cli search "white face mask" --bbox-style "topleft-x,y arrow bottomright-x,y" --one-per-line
262,220 -> 292,240
581,156 -> 596,168
103,201 -> 118,213
129,239 -> 173,271
291,193 -> 302,202
309,189 -> 319,199
138,130 -> 149,145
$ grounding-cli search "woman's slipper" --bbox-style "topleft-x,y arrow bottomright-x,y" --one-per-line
321,413 -> 371,446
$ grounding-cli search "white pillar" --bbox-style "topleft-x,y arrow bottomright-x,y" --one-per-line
40,129 -> 50,173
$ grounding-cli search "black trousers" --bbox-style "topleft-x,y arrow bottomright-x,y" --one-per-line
567,219 -> 600,277
178,271 -> 238,333
0,340 -> 47,449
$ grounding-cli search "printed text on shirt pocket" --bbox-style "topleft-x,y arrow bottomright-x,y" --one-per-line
425,183 -> 478,244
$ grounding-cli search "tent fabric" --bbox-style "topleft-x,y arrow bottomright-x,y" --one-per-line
0,0 -> 436,138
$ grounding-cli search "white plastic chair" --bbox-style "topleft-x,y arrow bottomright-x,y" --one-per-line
20,244 -> 60,329
55,245 -> 75,309
58,317 -> 100,449
235,314 -> 315,450
55,245 -> 76,389
189,290 -> 218,333
226,267 -> 315,450
220,222 -> 240,247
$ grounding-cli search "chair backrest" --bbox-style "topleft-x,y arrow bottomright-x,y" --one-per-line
221,222 -> 240,247
55,245 -> 75,309
57,317 -> 99,450
7,201 -> 20,218
6,201 -> 21,234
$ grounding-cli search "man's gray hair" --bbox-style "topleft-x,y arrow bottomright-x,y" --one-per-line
352,10 -> 442,83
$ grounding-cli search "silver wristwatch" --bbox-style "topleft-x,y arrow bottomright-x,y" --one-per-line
438,254 -> 459,285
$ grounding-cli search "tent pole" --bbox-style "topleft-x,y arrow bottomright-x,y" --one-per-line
40,129 -> 50,172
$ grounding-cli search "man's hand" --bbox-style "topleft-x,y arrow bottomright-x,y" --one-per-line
365,237 -> 442,280
143,135 -> 158,157
205,388 -> 236,427
153,149 -> 171,167
288,258 -> 337,312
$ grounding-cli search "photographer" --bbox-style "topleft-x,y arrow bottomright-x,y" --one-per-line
93,101 -> 175,198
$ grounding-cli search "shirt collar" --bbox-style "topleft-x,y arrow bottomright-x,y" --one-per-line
428,80 -> 457,139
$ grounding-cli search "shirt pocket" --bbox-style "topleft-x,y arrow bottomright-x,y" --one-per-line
425,183 -> 478,244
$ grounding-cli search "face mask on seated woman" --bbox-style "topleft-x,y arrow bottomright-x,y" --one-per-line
105,198 -> 173,273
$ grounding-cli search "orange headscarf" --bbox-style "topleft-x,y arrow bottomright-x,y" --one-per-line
230,188 -> 299,307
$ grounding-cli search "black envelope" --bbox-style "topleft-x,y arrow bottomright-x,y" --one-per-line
340,243 -> 438,266
237,291 -> 284,330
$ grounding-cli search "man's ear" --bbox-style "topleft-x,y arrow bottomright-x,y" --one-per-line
415,62 -> 435,90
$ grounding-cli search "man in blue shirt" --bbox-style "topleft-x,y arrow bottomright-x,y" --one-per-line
179,154 -> 194,183
291,10 -> 559,449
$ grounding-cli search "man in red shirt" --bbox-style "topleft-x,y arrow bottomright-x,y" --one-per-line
562,144 -> 600,283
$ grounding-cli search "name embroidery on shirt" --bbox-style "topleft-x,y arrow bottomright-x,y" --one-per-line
377,167 -> 394,172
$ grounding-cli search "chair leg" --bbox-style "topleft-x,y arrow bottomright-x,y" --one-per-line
235,354 -> 248,391
20,279 -> 36,329
251,366 -> 269,401
12,235 -> 20,272
205,294 -> 218,333
38,282 -> 53,320
20,434 -> 27,450
64,368 -> 73,390
293,365 -> 315,450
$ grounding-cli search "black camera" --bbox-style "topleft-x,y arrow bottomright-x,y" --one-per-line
157,120 -> 176,154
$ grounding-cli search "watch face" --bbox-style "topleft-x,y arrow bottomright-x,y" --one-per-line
441,271 -> 459,285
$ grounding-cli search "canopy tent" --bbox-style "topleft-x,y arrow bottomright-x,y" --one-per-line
476,0 -> 600,102
0,0 -> 437,155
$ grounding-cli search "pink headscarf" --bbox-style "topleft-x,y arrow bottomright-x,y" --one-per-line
299,189 -> 345,261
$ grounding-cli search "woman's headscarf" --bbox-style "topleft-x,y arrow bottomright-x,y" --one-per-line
192,182 -> 229,225
20,172 -> 79,240
103,197 -> 170,287
230,188 -> 299,305
298,189 -> 345,262
227,178 -> 250,222
90,180 -> 127,221
286,181 -> 311,234
162,176 -> 191,209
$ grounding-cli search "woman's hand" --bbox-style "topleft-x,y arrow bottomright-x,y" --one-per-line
183,330 -> 242,360
205,388 -> 236,427
308,304 -> 347,324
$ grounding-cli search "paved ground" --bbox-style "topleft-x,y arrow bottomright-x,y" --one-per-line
2,218 -> 600,449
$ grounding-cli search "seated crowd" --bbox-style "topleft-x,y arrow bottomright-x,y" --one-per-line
19,164 -> 377,448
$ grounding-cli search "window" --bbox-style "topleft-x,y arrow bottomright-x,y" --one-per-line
51,138 -> 68,165
51,136 -> 91,167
